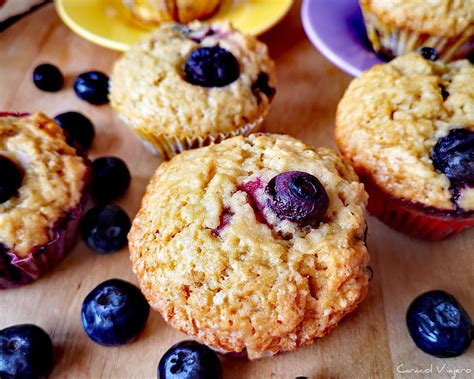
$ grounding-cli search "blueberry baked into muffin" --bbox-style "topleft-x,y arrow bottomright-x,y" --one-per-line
129,133 -> 370,358
110,22 -> 276,160
124,0 -> 221,24
0,112 -> 89,289
336,52 -> 474,240
359,0 -> 474,61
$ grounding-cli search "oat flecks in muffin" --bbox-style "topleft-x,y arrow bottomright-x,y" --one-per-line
0,113 -> 88,257
129,134 -> 369,357
336,53 -> 474,211
109,21 -> 276,140
361,0 -> 474,38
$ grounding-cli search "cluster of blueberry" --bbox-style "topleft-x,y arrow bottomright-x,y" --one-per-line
32,62 -> 133,255
33,63 -> 109,105
1,289 -> 471,377
0,298 -> 224,379
82,278 -> 226,378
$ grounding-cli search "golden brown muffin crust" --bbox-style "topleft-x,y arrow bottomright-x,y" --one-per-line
110,22 -> 276,142
0,113 -> 88,257
129,134 -> 369,357
336,53 -> 474,211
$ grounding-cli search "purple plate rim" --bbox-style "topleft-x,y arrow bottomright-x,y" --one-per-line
301,0 -> 383,77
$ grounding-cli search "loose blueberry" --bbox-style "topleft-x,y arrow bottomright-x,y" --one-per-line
419,47 -> 439,61
91,157 -> 131,202
265,171 -> 329,226
80,204 -> 131,254
0,156 -> 22,204
54,111 -> 95,153
184,46 -> 240,88
251,72 -> 276,101
32,63 -> 64,92
81,279 -> 149,346
158,340 -> 222,379
0,324 -> 54,379
74,71 -> 110,105
431,128 -> 474,186
406,290 -> 473,358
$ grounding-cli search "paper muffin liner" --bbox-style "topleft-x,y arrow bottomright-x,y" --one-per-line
363,178 -> 474,241
0,170 -> 90,289
129,116 -> 265,160
360,4 -> 474,61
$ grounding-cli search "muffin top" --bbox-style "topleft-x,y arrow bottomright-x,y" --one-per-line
110,22 -> 276,140
0,113 -> 88,257
172,0 -> 221,23
336,53 -> 474,212
129,133 -> 369,357
125,0 -> 220,23
360,0 -> 474,38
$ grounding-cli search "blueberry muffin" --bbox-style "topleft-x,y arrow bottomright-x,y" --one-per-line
360,0 -> 474,61
0,112 -> 89,289
110,22 -> 276,160
129,133 -> 369,358
336,52 -> 474,240
124,0 -> 220,24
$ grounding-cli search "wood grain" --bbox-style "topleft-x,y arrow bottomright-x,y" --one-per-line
0,3 -> 473,378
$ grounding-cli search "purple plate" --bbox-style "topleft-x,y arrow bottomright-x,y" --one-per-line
301,0 -> 384,76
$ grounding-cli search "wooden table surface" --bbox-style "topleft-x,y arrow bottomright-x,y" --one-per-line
1,3 -> 473,379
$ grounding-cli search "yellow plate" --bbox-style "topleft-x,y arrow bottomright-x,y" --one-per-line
55,0 -> 293,51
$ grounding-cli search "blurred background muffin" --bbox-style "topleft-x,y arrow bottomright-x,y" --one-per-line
359,0 -> 474,62
124,0 -> 221,24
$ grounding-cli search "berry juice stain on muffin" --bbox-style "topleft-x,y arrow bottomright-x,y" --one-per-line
211,208 -> 233,237
129,134 -> 369,358
238,178 -> 268,224
174,24 -> 219,43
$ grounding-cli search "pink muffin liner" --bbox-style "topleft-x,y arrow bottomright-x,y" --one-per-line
0,112 -> 90,289
364,178 -> 474,241
0,176 -> 89,289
